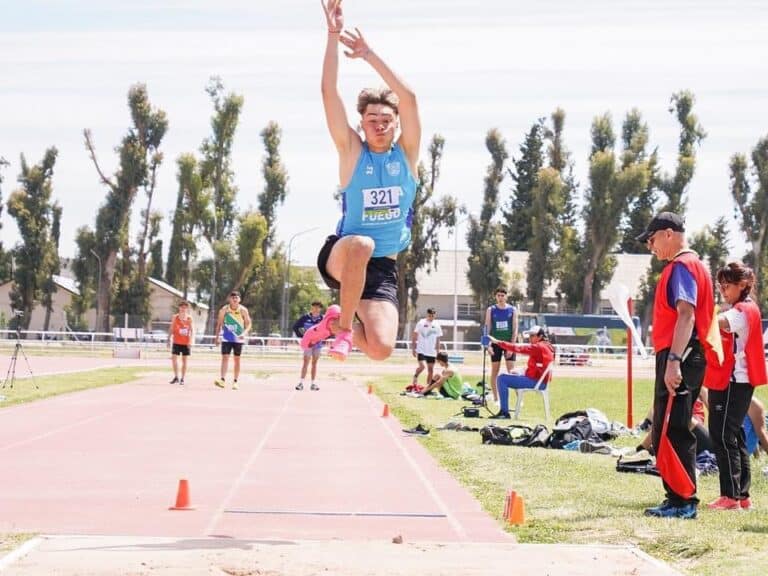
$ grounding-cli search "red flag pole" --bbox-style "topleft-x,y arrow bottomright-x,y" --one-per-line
626,297 -> 633,428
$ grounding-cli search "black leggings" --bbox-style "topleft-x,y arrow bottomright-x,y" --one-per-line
652,342 -> 706,505
708,382 -> 754,500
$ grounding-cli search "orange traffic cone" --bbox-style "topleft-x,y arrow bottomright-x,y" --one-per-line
503,490 -> 516,521
508,494 -> 525,525
367,384 -> 374,394
169,478 -> 195,511
382,404 -> 390,418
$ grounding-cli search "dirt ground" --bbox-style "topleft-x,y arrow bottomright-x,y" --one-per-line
4,535 -> 681,576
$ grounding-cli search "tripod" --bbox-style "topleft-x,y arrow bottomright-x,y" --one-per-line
476,327 -> 496,416
2,322 -> 38,390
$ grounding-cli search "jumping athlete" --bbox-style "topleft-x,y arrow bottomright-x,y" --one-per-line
300,0 -> 421,362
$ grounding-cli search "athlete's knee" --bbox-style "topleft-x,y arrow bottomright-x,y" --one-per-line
345,235 -> 375,261
367,341 -> 395,361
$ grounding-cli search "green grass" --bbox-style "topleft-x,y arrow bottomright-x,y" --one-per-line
373,370 -> 768,576
0,366 -> 151,407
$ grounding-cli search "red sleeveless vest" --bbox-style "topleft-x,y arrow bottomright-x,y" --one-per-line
704,300 -> 766,390
653,251 -> 715,352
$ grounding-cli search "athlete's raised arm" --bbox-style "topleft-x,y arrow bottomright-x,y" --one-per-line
339,27 -> 421,173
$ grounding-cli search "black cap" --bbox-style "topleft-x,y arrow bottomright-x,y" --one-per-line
635,212 -> 685,243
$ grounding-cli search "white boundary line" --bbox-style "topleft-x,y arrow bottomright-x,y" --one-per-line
0,536 -> 44,572
362,385 -> 470,540
204,377 -> 296,536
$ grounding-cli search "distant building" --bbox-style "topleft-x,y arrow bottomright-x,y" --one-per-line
0,275 -> 208,336
0,275 -> 81,333
412,250 -> 653,346
146,277 -> 208,336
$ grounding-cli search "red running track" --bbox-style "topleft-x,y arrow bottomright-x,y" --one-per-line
0,370 -> 509,543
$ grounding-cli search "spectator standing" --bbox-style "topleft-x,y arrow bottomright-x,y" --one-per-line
168,301 -> 194,385
293,302 -> 326,391
484,287 -> 518,403
637,212 -> 718,520
705,261 -> 767,511
410,308 -> 442,389
214,291 -> 252,390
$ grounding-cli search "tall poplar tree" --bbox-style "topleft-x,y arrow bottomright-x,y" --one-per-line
467,129 -> 509,309
729,134 -> 768,312
7,148 -> 61,329
581,112 -> 651,313
83,84 -> 168,331
637,91 -> 706,328
396,134 -> 459,338
502,119 -> 544,250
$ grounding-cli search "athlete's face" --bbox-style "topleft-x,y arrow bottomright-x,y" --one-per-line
361,104 -> 397,151
495,292 -> 507,304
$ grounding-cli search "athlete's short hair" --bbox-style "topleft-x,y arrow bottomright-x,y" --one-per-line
357,87 -> 399,116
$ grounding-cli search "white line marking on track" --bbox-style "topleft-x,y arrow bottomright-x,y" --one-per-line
0,536 -> 44,572
204,382 -> 297,536
362,385 -> 469,540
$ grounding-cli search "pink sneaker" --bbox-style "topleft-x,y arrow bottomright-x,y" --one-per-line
300,305 -> 341,350
740,498 -> 752,510
707,496 -> 740,510
329,329 -> 353,361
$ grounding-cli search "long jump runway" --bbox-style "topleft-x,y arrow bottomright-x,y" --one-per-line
0,369 -> 505,543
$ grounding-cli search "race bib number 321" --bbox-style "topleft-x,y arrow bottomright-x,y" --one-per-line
361,186 -> 402,224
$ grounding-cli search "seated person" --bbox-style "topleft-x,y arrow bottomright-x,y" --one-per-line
488,325 -> 555,419
635,389 -> 712,455
419,352 -> 463,399
744,396 -> 768,457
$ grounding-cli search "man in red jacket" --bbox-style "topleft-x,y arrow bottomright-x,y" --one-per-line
488,325 -> 555,419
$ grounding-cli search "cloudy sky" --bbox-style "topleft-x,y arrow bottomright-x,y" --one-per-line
1,0 -> 766,267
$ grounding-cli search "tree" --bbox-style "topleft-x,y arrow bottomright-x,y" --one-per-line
0,157 -> 11,283
546,109 -> 583,311
167,154 -> 202,296
258,121 -> 289,260
581,112 -> 651,313
250,121 -> 291,331
526,167 -> 564,312
396,135 -> 459,338
40,204 -> 62,331
6,148 -> 61,330
729,134 -> 768,312
184,78 -> 243,333
502,119 -> 544,250
637,91 -> 706,328
690,217 -> 730,281
83,84 -> 168,332
467,129 -> 509,309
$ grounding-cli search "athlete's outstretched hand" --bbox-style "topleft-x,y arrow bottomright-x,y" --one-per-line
340,28 -> 372,59
322,0 -> 344,33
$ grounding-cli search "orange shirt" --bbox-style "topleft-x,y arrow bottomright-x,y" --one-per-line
171,314 -> 193,345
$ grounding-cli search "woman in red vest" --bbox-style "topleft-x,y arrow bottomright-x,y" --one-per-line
706,261 -> 768,510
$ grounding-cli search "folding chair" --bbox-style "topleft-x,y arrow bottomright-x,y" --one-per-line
512,363 -> 553,421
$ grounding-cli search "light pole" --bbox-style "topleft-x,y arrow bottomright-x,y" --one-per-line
89,249 -> 102,332
452,214 -> 472,351
281,227 -> 319,336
